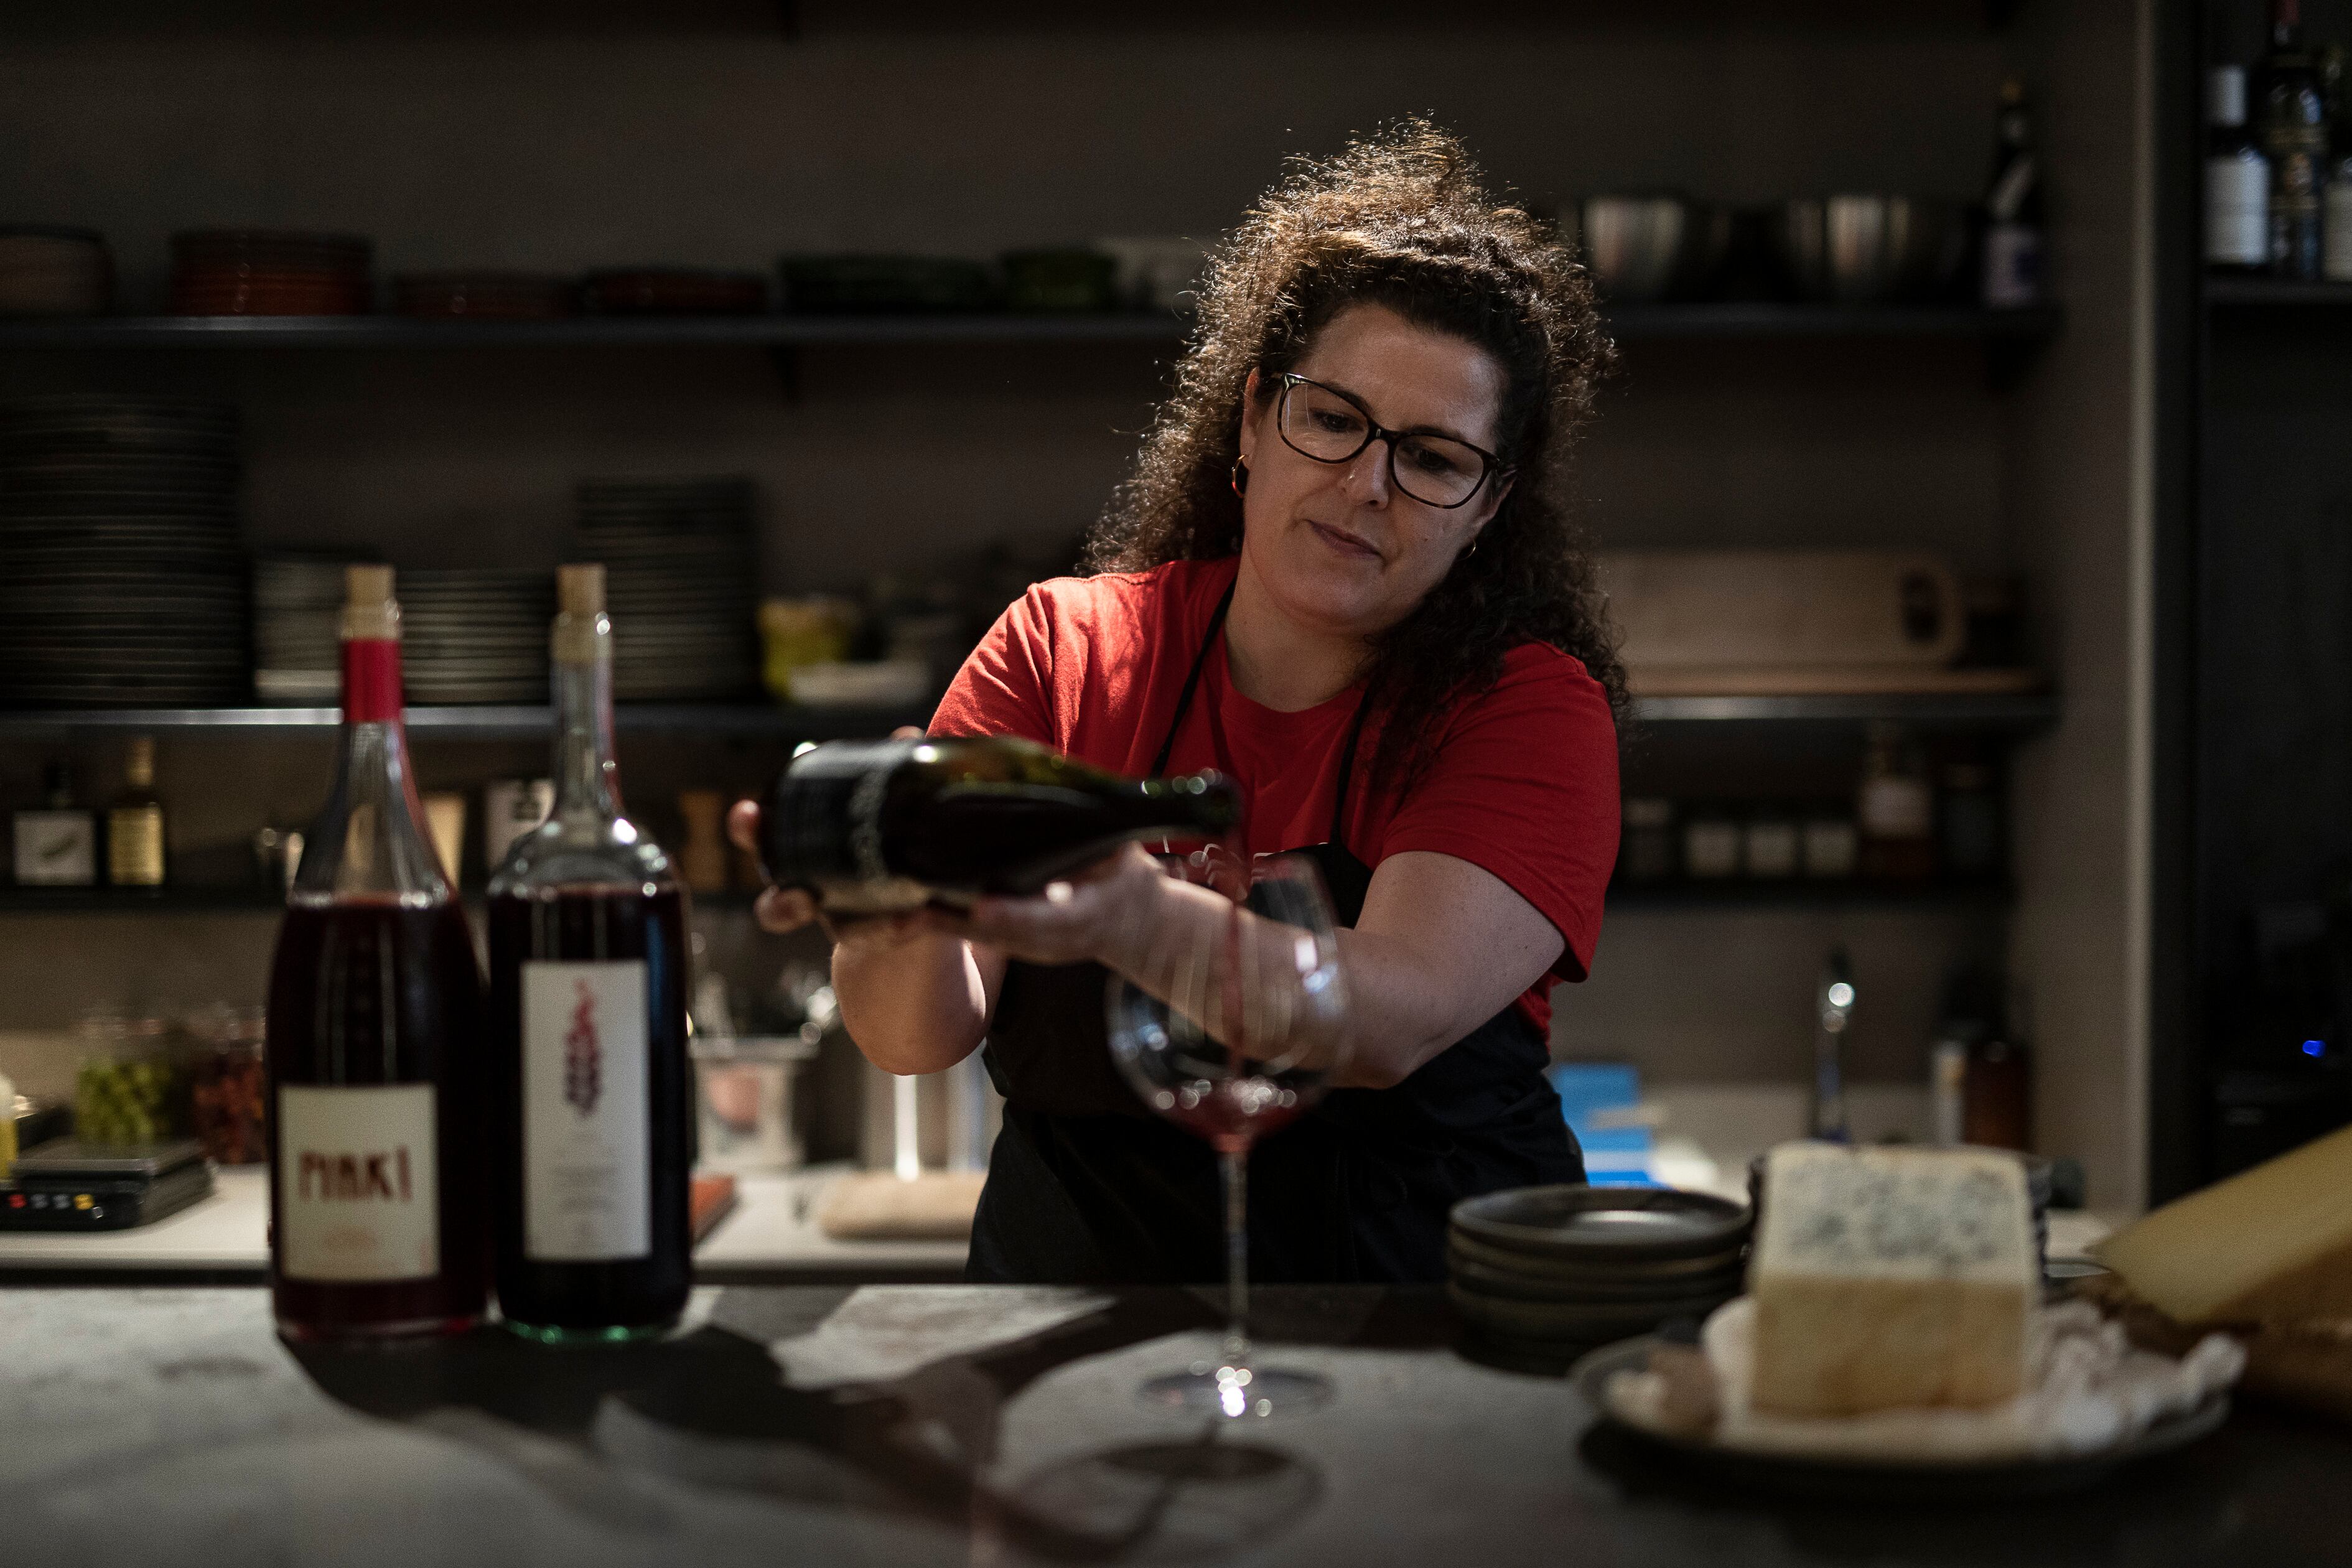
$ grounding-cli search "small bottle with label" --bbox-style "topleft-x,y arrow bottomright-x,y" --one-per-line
106,737 -> 166,887
2210,65 -> 2272,271
488,565 -> 691,1342
14,761 -> 97,887
1857,724 -> 1936,882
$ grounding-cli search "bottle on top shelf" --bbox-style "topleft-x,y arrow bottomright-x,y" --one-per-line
13,760 -> 96,887
2323,43 -> 2352,281
264,566 -> 490,1341
2259,0 -> 2328,279
488,564 -> 693,1342
757,734 -> 1242,917
106,736 -> 166,887
2208,63 -> 2272,271
1982,77 -> 2046,308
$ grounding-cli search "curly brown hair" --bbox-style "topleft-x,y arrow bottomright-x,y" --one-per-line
1083,119 -> 1625,795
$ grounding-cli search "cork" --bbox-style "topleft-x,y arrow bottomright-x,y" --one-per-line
558,563 -> 606,617
342,564 -> 399,641
552,562 -> 609,665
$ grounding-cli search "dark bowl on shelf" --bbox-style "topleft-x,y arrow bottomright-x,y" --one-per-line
1564,195 -> 1729,304
1772,195 -> 1966,304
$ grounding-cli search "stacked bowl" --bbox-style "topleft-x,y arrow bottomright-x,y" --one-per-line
574,477 -> 758,701
1448,1186 -> 1752,1366
399,568 -> 554,706
170,230 -> 372,316
0,396 -> 248,707
251,554 -> 355,705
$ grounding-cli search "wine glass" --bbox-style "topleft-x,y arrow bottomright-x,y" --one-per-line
1105,852 -> 1350,1418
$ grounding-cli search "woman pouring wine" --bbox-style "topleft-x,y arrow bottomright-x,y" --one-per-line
730,122 -> 1625,1286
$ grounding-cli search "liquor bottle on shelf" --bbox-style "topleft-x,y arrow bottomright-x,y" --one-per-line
2208,63 -> 2272,272
106,737 -> 166,887
1982,77 -> 2046,307
1857,724 -> 1936,882
2259,0 -> 2328,279
264,566 -> 490,1341
2324,44 -> 2352,281
14,761 -> 96,887
488,565 -> 692,1342
757,734 -> 1242,917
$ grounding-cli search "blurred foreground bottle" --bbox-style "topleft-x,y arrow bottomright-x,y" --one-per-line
264,566 -> 490,1340
488,565 -> 691,1342
2259,0 -> 2326,278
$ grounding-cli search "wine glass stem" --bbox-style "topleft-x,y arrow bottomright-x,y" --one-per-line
1221,1143 -> 1249,1365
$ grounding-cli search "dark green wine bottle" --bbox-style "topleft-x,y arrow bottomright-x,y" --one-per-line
758,736 -> 1240,915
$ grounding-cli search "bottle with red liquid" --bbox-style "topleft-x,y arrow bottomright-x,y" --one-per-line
265,566 -> 490,1340
488,564 -> 691,1342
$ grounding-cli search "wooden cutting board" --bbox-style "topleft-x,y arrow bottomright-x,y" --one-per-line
1600,550 -> 1966,671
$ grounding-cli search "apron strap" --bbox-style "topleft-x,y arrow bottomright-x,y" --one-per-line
1150,580 -> 1234,778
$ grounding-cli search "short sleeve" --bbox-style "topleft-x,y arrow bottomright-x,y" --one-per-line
930,586 -> 1058,746
1374,648 -> 1620,983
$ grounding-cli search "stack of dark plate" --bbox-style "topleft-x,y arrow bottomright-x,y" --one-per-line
0,396 -> 247,707
575,478 -> 757,701
251,554 -> 353,705
170,230 -> 372,316
399,568 -> 553,706
1447,1186 -> 1752,1368
0,227 -> 113,316
581,269 -> 768,315
392,273 -> 573,320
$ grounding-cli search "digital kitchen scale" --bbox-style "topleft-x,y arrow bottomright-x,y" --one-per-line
0,1138 -> 214,1230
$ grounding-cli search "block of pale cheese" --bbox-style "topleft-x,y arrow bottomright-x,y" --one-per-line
2095,1121 -> 2352,1328
1750,1142 -> 2038,1417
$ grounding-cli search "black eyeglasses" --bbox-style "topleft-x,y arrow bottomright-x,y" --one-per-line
1272,372 -> 1508,510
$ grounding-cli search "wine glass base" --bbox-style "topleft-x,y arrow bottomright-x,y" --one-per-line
1141,1360 -> 1331,1420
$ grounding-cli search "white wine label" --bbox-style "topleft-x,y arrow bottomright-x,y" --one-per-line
278,1084 -> 439,1282
523,960 -> 650,1261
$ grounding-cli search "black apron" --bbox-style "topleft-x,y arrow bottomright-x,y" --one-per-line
966,585 -> 1584,1285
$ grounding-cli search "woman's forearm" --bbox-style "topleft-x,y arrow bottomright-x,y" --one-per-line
831,930 -> 994,1076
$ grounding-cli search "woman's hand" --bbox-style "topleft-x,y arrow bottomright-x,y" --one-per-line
934,842 -> 1169,968
726,727 -> 940,958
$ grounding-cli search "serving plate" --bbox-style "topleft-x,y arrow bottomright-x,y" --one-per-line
1569,1335 -> 2231,1501
1452,1185 -> 1751,1262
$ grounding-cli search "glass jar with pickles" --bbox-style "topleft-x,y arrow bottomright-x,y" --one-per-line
75,1009 -> 187,1147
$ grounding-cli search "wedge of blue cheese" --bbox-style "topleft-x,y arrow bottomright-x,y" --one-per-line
1750,1142 -> 2038,1417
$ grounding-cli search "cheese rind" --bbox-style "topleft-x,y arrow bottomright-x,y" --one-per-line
1750,1142 -> 2037,1417
2094,1122 -> 2352,1327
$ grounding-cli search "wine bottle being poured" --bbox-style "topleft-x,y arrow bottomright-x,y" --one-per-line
757,735 -> 1241,917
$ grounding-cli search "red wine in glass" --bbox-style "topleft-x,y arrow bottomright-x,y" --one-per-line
1107,852 -> 1350,1417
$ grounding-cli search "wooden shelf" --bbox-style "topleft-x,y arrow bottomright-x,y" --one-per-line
0,303 -> 2066,350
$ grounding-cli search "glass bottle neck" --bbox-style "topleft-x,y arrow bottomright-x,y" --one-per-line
297,640 -> 449,903
550,624 -> 621,824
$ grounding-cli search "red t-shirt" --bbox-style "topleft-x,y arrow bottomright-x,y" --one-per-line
931,556 -> 1620,1033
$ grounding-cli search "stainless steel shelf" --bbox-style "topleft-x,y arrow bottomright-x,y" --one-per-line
2205,278 -> 2352,308
0,692 -> 2054,737
1628,691 -> 2058,730
1606,880 -> 2011,912
0,304 -> 2065,350
0,702 -> 930,740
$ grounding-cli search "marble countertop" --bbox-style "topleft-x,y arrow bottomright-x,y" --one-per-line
1,1281 -> 2341,1568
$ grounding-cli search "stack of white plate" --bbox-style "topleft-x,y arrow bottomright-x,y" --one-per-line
0,396 -> 246,707
399,568 -> 553,706
252,555 -> 353,705
1448,1186 -> 1752,1368
575,477 -> 757,702
0,228 -> 112,316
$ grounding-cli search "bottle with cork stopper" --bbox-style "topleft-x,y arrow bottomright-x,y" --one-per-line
263,563 -> 491,1340
487,561 -> 693,1342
